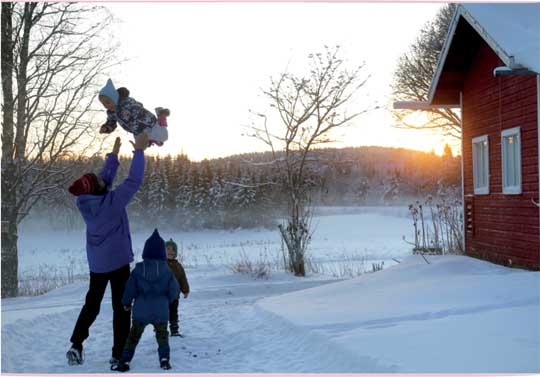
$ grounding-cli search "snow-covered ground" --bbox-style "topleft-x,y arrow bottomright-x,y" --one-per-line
2,210 -> 539,373
260,255 -> 540,373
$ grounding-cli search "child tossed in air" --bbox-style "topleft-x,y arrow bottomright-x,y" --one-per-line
112,229 -> 180,372
98,78 -> 170,147
165,239 -> 190,337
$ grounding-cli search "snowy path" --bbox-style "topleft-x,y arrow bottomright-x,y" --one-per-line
2,270 -> 385,373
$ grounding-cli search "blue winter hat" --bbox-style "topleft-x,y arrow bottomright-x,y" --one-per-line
99,79 -> 119,105
142,229 -> 166,260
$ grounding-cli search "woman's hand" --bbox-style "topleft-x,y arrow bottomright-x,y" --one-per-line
112,137 -> 121,155
130,132 -> 149,151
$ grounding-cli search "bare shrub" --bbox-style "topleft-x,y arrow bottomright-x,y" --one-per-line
18,261 -> 87,297
405,187 -> 464,255
305,252 -> 385,278
229,248 -> 272,279
371,261 -> 384,272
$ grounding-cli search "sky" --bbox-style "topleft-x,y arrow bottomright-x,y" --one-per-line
102,2 -> 453,161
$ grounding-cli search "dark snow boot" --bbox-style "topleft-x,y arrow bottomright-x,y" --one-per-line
155,107 -> 170,117
160,358 -> 172,370
66,344 -> 84,366
170,327 -> 182,337
111,361 -> 130,372
109,357 -> 120,366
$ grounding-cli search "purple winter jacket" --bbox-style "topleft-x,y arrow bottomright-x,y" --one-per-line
77,151 -> 145,273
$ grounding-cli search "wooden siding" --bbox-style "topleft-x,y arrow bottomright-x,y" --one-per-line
462,42 -> 540,269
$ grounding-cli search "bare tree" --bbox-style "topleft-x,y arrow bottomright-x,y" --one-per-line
1,2 -> 117,297
248,46 -> 372,276
391,4 -> 461,139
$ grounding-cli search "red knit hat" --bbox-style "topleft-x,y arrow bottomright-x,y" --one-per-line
68,173 -> 100,196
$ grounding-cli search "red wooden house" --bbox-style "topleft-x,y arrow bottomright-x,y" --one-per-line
396,4 -> 540,269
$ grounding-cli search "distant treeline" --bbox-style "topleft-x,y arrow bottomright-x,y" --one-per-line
30,146 -> 460,230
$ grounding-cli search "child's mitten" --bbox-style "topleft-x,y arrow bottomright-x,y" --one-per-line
100,123 -> 115,134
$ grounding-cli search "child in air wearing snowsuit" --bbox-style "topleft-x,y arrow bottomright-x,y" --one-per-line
112,229 -> 180,372
98,78 -> 170,147
165,238 -> 190,337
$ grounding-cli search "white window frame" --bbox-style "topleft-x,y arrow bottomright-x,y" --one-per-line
472,135 -> 489,195
501,127 -> 522,195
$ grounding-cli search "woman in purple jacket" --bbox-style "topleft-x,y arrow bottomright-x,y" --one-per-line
66,133 -> 148,366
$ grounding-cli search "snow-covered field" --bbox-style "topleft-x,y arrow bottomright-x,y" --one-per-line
2,209 -> 539,373
16,208 -> 413,282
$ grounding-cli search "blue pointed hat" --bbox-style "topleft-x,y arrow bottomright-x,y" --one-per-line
142,229 -> 166,260
99,78 -> 119,104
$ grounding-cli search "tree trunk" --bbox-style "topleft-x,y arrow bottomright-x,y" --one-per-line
291,196 -> 306,276
278,196 -> 307,277
1,2 -> 19,298
15,3 -> 32,160
1,215 -> 19,298
292,249 -> 305,277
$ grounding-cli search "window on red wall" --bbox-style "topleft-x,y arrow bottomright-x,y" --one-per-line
472,135 -> 489,195
501,127 -> 522,195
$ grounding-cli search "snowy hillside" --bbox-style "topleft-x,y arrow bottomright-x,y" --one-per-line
259,255 -> 540,373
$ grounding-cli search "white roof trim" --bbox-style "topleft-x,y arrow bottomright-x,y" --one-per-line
427,6 -> 462,103
393,101 -> 460,110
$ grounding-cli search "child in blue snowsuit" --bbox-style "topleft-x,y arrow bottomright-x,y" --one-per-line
112,229 -> 180,372
98,79 -> 170,147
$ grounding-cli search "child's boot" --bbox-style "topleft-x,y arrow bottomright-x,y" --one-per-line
155,107 -> 170,127
111,350 -> 133,372
155,107 -> 170,117
111,361 -> 130,372
160,358 -> 172,370
109,357 -> 120,366
170,322 -> 181,337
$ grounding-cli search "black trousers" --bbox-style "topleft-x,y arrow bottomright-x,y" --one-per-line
168,298 -> 179,332
70,264 -> 131,359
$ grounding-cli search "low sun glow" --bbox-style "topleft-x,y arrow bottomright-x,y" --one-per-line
400,112 -> 458,156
